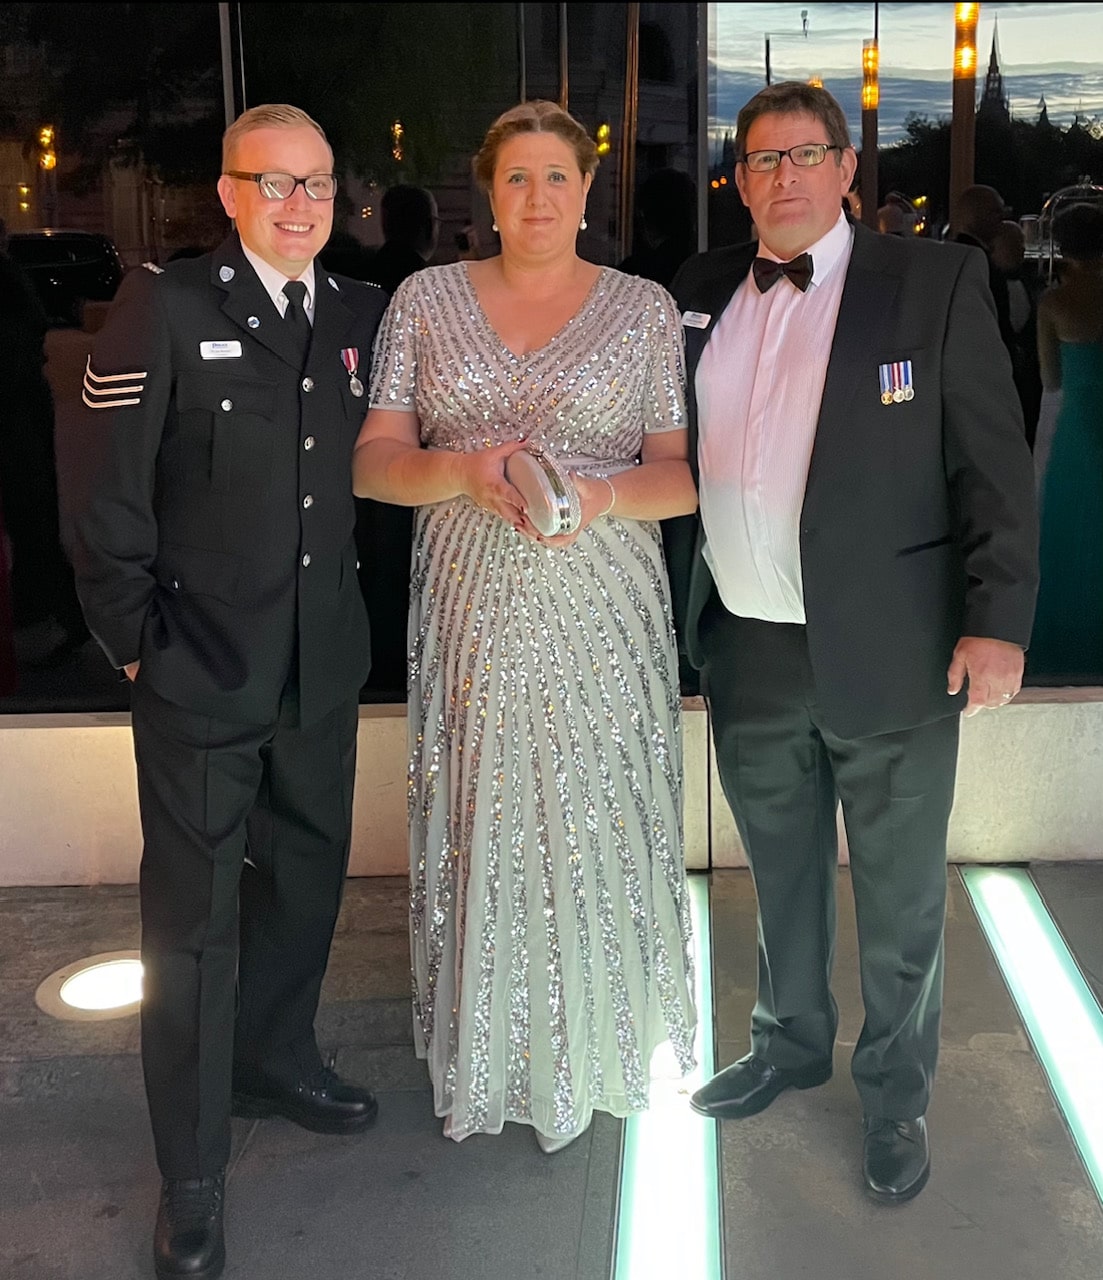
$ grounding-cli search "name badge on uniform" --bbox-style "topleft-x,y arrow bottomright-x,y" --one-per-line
878,360 -> 915,405
682,310 -> 711,329
200,340 -> 243,360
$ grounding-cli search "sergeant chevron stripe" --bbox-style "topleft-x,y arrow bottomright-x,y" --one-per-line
82,356 -> 147,409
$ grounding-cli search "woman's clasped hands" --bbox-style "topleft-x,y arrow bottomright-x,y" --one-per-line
458,439 -> 612,547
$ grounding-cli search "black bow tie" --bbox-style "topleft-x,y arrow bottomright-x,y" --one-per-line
752,253 -> 813,294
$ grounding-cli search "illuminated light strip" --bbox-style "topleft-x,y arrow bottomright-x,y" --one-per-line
961,866 -> 1103,1203
613,873 -> 723,1279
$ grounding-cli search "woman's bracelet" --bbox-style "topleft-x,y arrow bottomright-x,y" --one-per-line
596,476 -> 615,518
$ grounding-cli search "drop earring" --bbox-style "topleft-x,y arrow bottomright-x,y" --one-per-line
492,220 -> 499,232
579,213 -> 588,231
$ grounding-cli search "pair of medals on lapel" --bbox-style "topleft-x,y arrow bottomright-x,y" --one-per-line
341,348 -> 364,397
878,360 -> 915,405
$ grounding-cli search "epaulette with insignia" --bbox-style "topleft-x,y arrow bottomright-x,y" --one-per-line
142,262 -> 165,274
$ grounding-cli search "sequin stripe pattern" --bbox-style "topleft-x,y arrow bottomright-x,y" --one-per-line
408,500 -> 484,1059
538,528 -> 695,1081
594,517 -> 697,1018
382,260 -> 698,1135
412,513 -> 691,1129
567,522 -> 697,1072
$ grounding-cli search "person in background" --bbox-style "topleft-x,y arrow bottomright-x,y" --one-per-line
991,218 -> 1043,450
63,104 -> 387,1280
952,184 -> 1016,359
365,184 -> 439,296
356,184 -> 440,698
619,167 -> 698,289
1028,200 -> 1103,683
0,217 -> 88,667
669,81 -> 1037,1206
353,99 -> 698,1154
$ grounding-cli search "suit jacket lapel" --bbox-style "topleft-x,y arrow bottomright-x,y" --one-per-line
804,222 -> 902,514
681,244 -> 757,383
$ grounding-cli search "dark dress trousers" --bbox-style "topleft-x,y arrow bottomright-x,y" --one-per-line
667,222 -> 1038,1119
64,234 -> 386,1177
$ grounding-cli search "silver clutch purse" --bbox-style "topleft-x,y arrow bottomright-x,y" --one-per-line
505,446 -> 582,537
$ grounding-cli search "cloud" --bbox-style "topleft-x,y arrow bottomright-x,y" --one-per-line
709,65 -> 1103,149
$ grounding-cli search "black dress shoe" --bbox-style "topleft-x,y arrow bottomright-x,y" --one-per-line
153,1173 -> 225,1280
231,1065 -> 378,1134
863,1116 -> 930,1203
689,1053 -> 832,1119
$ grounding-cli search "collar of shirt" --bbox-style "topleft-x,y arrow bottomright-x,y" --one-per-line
755,209 -> 853,290
240,244 -> 317,321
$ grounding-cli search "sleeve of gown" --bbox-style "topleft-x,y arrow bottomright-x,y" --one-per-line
367,276 -> 419,411
642,283 -> 688,434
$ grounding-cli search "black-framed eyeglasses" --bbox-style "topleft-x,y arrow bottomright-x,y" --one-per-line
740,144 -> 842,174
224,170 -> 338,201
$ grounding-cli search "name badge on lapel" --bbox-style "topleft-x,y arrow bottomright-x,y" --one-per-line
878,360 -> 915,405
199,340 -> 243,360
682,310 -> 711,329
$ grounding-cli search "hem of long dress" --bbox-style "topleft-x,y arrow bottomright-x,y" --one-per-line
416,1036 -> 698,1143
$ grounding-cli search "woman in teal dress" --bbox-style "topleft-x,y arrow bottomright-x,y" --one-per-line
1029,202 -> 1103,682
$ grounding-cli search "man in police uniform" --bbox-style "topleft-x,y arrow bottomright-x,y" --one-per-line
65,105 -> 387,1280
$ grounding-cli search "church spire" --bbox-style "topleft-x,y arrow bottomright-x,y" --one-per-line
979,17 -> 1010,122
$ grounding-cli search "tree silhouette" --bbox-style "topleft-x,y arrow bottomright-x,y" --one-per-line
876,109 -> 1103,229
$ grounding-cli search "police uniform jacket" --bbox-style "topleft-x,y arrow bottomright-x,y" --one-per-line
67,233 -> 387,726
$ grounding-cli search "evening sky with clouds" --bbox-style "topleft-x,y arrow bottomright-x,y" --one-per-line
711,2 -> 1103,151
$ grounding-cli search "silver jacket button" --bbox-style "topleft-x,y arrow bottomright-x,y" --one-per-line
303,436 -> 315,450
220,399 -> 233,411
302,377 -> 314,392
302,494 -> 313,509
301,553 -> 311,567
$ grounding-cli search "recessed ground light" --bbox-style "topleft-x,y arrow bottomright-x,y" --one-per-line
35,950 -> 143,1022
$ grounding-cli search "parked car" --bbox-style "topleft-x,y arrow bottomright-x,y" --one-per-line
5,228 -> 124,327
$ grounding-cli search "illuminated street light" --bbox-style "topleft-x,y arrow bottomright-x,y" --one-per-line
858,28 -> 880,230
950,3 -> 979,220
862,39 -> 879,110
390,118 -> 404,163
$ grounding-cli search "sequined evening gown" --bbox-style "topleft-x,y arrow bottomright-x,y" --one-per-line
368,263 -> 697,1143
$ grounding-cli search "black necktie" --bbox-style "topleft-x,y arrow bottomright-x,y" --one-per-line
283,279 -> 312,367
752,253 -> 813,294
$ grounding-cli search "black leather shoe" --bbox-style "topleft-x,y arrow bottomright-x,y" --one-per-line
232,1065 -> 378,1134
689,1053 -> 832,1119
153,1174 -> 225,1280
863,1116 -> 930,1203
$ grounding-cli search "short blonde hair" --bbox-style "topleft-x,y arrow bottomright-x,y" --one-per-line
222,104 -> 330,171
472,100 -> 599,191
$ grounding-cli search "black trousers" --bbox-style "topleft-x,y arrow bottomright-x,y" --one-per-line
700,599 -> 959,1121
130,679 -> 359,1178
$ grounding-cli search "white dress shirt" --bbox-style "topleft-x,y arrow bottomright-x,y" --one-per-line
696,211 -> 853,623
241,244 -> 317,326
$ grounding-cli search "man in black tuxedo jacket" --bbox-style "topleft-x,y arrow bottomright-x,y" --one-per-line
64,105 -> 387,1280
668,84 -> 1038,1204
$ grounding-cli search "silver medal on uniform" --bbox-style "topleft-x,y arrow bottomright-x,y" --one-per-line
341,347 -> 364,397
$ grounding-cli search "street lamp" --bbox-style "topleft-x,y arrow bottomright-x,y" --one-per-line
37,124 -> 58,228
764,10 -> 809,85
950,3 -> 979,221
860,38 -> 880,228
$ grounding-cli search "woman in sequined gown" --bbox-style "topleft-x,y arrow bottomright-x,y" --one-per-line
353,101 -> 698,1150
1029,202 -> 1103,682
